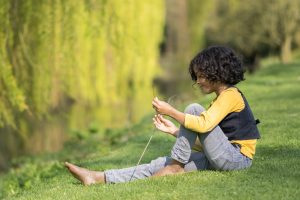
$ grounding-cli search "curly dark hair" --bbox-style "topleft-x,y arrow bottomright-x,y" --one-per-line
189,45 -> 245,85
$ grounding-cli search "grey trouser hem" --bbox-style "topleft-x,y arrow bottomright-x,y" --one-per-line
104,157 -> 170,184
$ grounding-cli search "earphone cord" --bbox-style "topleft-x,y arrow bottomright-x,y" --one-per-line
129,94 -> 177,182
128,131 -> 154,181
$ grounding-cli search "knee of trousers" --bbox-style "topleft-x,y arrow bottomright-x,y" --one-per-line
184,103 -> 205,115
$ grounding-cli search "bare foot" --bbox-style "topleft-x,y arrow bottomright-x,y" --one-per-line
153,164 -> 184,177
65,162 -> 105,185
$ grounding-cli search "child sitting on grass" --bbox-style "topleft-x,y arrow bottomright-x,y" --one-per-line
65,45 -> 260,184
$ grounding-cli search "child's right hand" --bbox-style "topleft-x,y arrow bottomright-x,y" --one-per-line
153,114 -> 178,137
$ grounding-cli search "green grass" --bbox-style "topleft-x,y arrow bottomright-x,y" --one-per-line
1,62 -> 300,200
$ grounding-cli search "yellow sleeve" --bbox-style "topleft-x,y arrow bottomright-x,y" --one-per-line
184,88 -> 245,133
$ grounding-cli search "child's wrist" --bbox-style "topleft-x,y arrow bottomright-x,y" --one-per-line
168,107 -> 177,118
171,129 -> 179,136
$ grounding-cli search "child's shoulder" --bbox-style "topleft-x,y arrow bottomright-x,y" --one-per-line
219,87 -> 245,111
221,87 -> 242,97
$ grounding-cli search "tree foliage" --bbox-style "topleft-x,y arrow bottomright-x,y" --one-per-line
0,0 -> 165,132
206,0 -> 300,64
0,0 -> 28,128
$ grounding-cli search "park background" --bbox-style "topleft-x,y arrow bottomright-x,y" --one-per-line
0,0 -> 300,199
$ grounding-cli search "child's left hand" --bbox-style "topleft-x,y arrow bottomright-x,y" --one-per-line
153,114 -> 178,136
152,97 -> 174,116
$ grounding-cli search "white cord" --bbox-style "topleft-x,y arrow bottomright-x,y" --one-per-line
129,95 -> 177,181
129,134 -> 154,181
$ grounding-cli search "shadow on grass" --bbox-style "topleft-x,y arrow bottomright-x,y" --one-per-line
249,145 -> 300,181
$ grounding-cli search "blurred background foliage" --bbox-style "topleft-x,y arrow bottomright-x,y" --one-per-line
1,0 -> 300,171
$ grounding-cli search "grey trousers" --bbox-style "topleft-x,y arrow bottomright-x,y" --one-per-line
104,103 -> 252,184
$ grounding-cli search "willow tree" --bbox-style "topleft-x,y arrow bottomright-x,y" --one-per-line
0,1 -> 28,129
0,0 -> 165,139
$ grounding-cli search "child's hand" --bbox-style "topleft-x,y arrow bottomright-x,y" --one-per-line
152,97 -> 174,116
153,114 -> 178,137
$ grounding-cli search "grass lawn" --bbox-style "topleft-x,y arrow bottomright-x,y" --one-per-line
1,62 -> 300,200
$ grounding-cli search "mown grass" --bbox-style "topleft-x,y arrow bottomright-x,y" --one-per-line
1,62 -> 300,200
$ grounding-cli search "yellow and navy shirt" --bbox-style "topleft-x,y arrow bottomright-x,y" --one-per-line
185,87 -> 260,159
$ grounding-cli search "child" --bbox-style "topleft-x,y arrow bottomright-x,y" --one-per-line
65,45 -> 260,184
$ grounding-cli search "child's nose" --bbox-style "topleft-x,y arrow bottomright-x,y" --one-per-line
196,78 -> 203,84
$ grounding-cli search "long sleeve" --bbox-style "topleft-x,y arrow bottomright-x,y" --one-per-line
184,88 -> 245,133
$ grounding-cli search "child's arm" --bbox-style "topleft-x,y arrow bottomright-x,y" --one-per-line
184,89 -> 244,133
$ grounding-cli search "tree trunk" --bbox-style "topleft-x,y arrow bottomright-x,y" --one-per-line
164,0 -> 189,61
280,35 -> 292,64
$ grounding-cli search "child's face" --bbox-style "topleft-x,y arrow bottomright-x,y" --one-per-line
196,76 -> 214,94
195,71 -> 221,95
